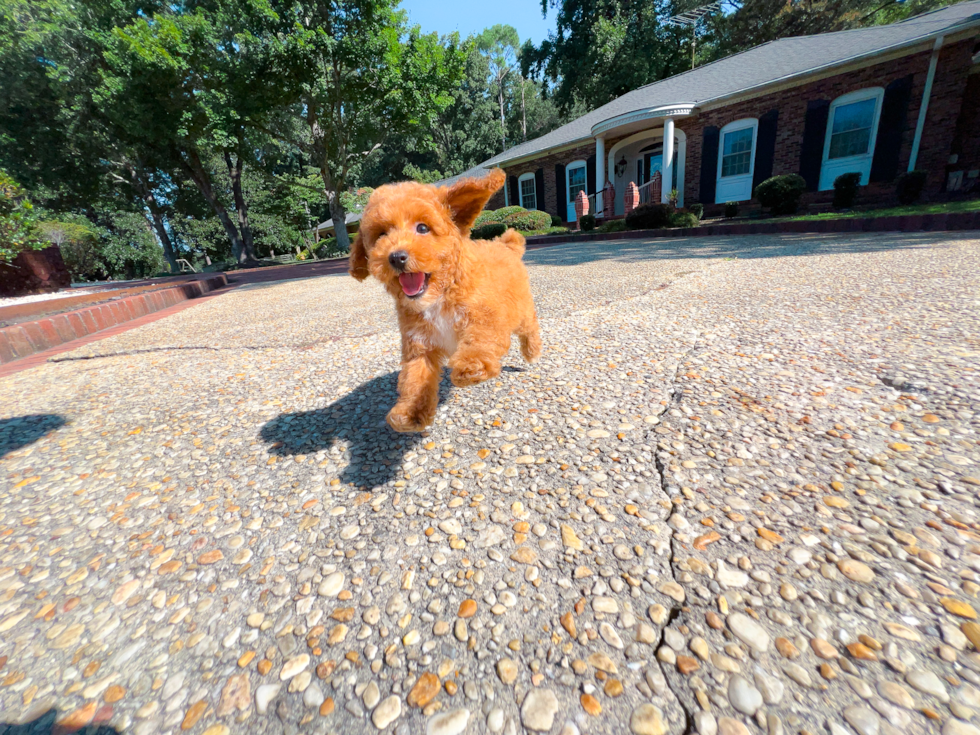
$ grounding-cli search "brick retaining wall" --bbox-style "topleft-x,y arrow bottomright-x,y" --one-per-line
0,274 -> 227,365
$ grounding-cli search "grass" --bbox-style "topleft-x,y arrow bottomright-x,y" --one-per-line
785,197 -> 980,222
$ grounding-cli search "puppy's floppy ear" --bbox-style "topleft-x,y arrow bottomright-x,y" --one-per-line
442,168 -> 506,234
348,231 -> 369,281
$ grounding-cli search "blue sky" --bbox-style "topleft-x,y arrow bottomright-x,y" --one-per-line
400,0 -> 557,45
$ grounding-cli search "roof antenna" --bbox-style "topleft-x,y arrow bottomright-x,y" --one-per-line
666,1 -> 723,70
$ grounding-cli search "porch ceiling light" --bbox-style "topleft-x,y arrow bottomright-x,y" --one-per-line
615,156 -> 628,178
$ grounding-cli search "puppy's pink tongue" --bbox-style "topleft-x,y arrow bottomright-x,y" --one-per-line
398,272 -> 426,296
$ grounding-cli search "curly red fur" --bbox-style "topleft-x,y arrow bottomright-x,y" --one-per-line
349,168 -> 541,432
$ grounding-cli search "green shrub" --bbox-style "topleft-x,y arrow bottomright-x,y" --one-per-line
579,214 -> 596,231
670,212 -> 700,228
503,209 -> 551,232
688,203 -> 704,221
724,202 -> 739,219
897,170 -> 927,205
597,219 -> 628,233
472,210 -> 499,228
550,214 -> 563,227
0,171 -> 45,263
833,172 -> 862,209
471,223 -> 507,240
754,174 -> 806,215
474,205 -> 532,229
625,203 -> 672,230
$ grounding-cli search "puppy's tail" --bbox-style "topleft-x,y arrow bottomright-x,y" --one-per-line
497,228 -> 525,256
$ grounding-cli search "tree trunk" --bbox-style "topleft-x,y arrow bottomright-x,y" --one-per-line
179,148 -> 245,263
326,192 -> 350,254
125,160 -> 179,273
224,150 -> 258,264
148,209 -> 178,273
520,77 -> 527,142
498,76 -> 507,151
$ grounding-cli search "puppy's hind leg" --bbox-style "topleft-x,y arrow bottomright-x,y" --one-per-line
387,349 -> 443,433
517,311 -> 541,363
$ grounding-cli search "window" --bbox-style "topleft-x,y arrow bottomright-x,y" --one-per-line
715,118 -> 758,204
565,161 -> 587,222
828,98 -> 877,159
518,173 -> 536,210
819,88 -> 883,191
721,128 -> 754,177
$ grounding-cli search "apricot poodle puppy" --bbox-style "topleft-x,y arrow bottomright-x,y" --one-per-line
349,168 -> 541,433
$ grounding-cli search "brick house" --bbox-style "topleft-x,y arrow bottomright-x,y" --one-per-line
445,1 -> 980,220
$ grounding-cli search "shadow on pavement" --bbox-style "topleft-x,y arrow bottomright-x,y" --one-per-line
0,414 -> 66,459
261,372 -> 454,488
1,708 -> 119,734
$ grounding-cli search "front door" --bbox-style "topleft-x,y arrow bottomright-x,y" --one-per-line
566,163 -> 587,221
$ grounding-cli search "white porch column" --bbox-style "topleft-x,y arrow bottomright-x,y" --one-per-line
661,117 -> 675,204
595,135 -> 605,216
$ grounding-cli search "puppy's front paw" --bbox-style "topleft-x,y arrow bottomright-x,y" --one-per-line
386,405 -> 431,433
449,357 -> 499,387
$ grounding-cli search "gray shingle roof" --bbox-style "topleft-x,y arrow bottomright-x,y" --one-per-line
438,0 -> 980,181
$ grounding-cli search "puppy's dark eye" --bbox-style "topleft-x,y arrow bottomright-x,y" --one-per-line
415,223 -> 430,235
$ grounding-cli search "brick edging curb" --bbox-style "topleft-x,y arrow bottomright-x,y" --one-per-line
526,210 -> 980,245
0,274 -> 227,365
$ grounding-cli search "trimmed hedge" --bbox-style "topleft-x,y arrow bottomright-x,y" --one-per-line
597,219 -> 628,233
550,214 -> 563,227
688,203 -> 704,221
625,203 -> 672,230
754,174 -> 806,215
579,214 -> 596,231
670,212 -> 700,229
724,202 -> 739,219
833,172 -> 862,209
897,170 -> 927,205
503,209 -> 551,231
471,223 -> 507,240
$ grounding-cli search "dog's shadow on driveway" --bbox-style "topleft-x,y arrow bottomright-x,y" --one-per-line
260,371 -> 454,489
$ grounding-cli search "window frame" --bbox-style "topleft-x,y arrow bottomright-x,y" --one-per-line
518,172 -> 537,210
819,87 -> 884,191
715,118 -> 758,204
564,160 -> 587,220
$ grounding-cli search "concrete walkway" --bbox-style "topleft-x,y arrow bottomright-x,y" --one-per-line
1,231 -> 978,735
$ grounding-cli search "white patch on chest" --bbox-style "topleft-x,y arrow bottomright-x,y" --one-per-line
412,302 -> 459,353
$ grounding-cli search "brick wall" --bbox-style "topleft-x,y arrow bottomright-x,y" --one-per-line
500,142 -> 598,220
490,37 -> 976,216
950,72 -> 980,189
683,37 -> 975,207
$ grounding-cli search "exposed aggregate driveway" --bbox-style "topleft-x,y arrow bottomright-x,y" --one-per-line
1,231 -> 979,735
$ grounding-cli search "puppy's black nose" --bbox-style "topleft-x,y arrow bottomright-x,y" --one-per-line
389,250 -> 409,270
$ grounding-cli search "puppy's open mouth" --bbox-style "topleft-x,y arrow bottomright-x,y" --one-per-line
398,272 -> 430,298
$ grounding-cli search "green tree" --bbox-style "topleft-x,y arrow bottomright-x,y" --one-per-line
265,0 -> 465,253
97,1 -> 286,265
475,25 -> 522,150
523,0 -> 689,115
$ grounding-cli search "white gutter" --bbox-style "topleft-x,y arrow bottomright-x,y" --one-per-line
908,35 -> 944,171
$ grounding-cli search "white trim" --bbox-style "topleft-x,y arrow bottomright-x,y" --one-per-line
565,160 -> 588,222
819,87 -> 884,191
517,172 -> 537,210
595,136 -> 606,217
662,118 -> 675,204
607,128 -> 686,210
909,36 -> 944,171
591,104 -> 697,137
715,118 -> 759,204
